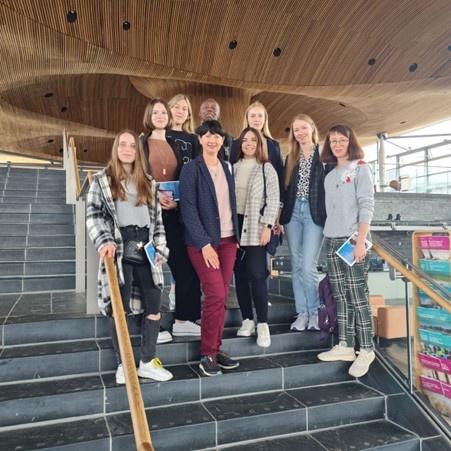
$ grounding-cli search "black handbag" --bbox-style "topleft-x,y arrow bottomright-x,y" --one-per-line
260,163 -> 282,256
123,240 -> 147,265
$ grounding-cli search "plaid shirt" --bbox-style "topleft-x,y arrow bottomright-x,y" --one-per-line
86,169 -> 169,315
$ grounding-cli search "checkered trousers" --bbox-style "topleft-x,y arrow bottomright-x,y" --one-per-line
325,237 -> 374,350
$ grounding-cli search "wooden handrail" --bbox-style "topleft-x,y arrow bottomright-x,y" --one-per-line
69,137 -> 82,196
104,256 -> 154,451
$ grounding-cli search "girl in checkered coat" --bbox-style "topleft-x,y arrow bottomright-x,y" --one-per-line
233,127 -> 279,347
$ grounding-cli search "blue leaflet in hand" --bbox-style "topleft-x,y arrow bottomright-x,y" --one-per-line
158,181 -> 180,201
335,232 -> 372,266
144,241 -> 157,268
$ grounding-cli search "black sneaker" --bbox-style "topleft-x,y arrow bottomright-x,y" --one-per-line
216,350 -> 239,370
199,355 -> 222,377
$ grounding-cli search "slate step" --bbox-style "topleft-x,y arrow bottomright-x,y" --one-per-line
0,352 -> 351,428
0,275 -> 75,294
0,204 -> 73,214
0,224 -> 74,236
0,213 -> 73,224
0,190 -> 66,199
0,261 -> 75,276
0,235 -> 75,250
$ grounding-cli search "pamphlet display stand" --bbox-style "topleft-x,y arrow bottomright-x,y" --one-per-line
412,231 -> 451,426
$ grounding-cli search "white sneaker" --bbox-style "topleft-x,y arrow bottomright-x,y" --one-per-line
168,292 -> 176,311
308,313 -> 320,331
317,343 -> 356,362
115,364 -> 125,384
157,328 -> 173,344
256,323 -> 271,348
137,358 -> 173,381
348,349 -> 375,377
237,318 -> 255,337
290,312 -> 309,331
172,320 -> 201,336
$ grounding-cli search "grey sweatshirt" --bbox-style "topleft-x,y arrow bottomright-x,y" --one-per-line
323,160 -> 374,238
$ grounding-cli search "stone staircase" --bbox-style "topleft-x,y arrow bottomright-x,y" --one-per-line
0,296 -> 448,451
0,166 -> 75,294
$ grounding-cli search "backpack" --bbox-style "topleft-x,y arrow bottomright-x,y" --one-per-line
318,273 -> 337,336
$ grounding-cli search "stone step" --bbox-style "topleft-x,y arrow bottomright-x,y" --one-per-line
0,213 -> 73,224
0,204 -> 73,214
0,275 -> 75,294
0,235 -> 75,249
0,191 -> 66,200
0,224 -> 74,236
0,261 -> 75,277
0,326 -> 330,382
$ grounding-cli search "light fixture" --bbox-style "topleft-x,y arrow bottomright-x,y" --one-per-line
368,58 -> 376,65
67,10 -> 77,23
409,63 -> 418,73
123,21 -> 131,31
228,40 -> 238,50
273,48 -> 282,57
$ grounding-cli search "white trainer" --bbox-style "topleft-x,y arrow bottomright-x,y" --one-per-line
290,312 -> 309,331
308,313 -> 320,331
237,318 -> 255,336
256,323 -> 271,348
348,349 -> 375,377
157,328 -> 173,344
137,358 -> 173,381
172,320 -> 201,336
317,343 -> 356,362
115,364 -> 125,384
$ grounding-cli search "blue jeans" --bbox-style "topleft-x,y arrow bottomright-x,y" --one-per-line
284,198 -> 324,315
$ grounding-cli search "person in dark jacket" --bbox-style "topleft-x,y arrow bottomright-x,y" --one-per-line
279,114 -> 329,332
230,101 -> 284,191
179,120 -> 240,377
141,98 -> 202,340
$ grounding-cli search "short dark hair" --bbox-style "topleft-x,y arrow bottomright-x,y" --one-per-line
196,120 -> 226,137
321,124 -> 365,163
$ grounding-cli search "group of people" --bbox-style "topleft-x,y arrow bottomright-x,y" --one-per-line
86,95 -> 375,383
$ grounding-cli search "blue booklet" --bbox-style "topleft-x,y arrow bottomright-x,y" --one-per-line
335,232 -> 372,266
144,241 -> 157,268
158,181 -> 180,201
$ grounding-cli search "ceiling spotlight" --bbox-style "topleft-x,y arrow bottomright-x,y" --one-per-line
67,10 -> 77,23
47,139 -> 54,143
44,92 -> 53,98
60,106 -> 68,113
122,21 -> 131,31
83,149 -> 88,153
368,58 -> 376,65
285,127 -> 290,133
409,63 -> 418,73
228,40 -> 238,50
339,102 -> 346,108
273,47 -> 282,57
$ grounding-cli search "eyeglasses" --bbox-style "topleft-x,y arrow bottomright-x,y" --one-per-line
329,139 -> 349,146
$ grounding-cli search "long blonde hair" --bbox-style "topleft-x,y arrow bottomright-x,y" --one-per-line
168,94 -> 195,134
284,114 -> 319,189
106,129 -> 154,206
243,101 -> 273,138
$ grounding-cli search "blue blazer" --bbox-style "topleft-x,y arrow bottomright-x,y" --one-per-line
179,155 -> 240,250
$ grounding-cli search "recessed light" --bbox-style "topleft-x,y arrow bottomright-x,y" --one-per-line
123,21 -> 131,31
60,106 -> 68,113
273,47 -> 282,57
285,127 -> 290,133
228,40 -> 238,50
339,103 -> 346,107
44,92 -> 53,98
67,10 -> 77,23
409,63 -> 418,73
368,58 -> 376,65
47,139 -> 54,143
83,149 -> 88,153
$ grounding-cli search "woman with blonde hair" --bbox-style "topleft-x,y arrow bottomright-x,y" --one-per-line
86,130 -> 172,384
230,101 -> 284,185
279,114 -> 330,332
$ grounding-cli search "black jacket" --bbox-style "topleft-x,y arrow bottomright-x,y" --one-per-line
279,145 -> 332,227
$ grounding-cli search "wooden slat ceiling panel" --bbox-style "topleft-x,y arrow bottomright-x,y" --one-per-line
0,0 -> 450,163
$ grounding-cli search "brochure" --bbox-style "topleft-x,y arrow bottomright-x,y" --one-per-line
144,241 -> 157,268
335,232 -> 373,266
158,181 -> 180,201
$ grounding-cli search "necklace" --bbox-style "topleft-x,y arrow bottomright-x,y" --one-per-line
151,141 -> 169,177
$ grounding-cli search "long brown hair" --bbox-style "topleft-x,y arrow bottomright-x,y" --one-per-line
284,114 -> 319,189
106,130 -> 154,206
236,127 -> 268,163
142,98 -> 173,131
321,124 -> 365,163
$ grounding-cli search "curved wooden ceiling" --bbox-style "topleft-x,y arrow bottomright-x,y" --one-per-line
0,0 -> 450,164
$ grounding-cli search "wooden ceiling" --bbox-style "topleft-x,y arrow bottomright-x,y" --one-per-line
0,0 -> 450,164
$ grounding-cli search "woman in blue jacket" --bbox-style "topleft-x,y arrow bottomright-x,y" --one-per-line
179,120 -> 240,377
